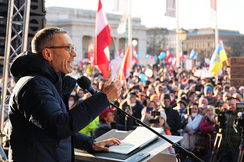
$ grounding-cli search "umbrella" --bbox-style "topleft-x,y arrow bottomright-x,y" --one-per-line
194,69 -> 215,78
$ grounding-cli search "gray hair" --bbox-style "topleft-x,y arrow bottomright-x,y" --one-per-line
31,27 -> 67,56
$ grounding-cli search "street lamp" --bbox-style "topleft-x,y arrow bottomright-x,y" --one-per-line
177,28 -> 187,71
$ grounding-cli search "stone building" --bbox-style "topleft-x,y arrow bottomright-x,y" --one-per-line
46,7 -> 147,62
147,28 -> 244,63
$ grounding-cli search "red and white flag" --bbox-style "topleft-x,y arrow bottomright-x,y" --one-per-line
88,41 -> 95,67
166,52 -> 173,65
118,46 -> 131,81
94,0 -> 112,78
179,49 -> 186,61
166,48 -> 170,57
118,49 -> 124,58
172,57 -> 177,67
210,0 -> 217,22
133,47 -> 138,65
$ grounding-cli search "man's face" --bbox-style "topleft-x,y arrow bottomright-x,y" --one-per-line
227,99 -> 237,112
48,33 -> 77,74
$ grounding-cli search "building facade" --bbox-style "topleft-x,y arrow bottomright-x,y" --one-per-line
147,28 -> 244,64
46,7 -> 147,62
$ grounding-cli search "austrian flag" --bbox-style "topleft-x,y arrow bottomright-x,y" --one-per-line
94,0 -> 112,78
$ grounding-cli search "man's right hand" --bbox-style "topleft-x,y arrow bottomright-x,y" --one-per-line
101,77 -> 122,102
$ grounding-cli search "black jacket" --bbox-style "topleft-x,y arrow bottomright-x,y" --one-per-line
160,106 -> 181,135
9,52 -> 110,162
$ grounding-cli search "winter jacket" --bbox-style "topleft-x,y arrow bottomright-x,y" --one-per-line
180,114 -> 203,150
119,100 -> 143,127
160,106 -> 181,135
199,116 -> 215,149
9,52 -> 110,162
222,111 -> 241,149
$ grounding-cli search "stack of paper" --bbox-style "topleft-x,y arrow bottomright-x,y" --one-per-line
109,127 -> 163,154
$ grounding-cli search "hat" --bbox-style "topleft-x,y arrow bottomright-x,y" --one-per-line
204,86 -> 213,95
127,93 -> 136,99
150,94 -> 159,101
195,138 -> 207,146
177,97 -> 187,107
169,89 -> 175,94
158,109 -> 167,121
100,109 -> 114,121
187,91 -> 196,99
161,93 -> 170,101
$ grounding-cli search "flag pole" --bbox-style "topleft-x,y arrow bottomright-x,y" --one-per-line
215,0 -> 219,48
176,0 -> 180,68
128,0 -> 132,68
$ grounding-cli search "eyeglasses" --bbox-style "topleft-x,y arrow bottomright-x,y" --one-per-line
47,45 -> 77,54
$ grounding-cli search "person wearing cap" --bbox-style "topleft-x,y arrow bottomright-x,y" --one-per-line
204,86 -> 219,107
199,105 -> 216,152
119,93 -> 143,128
95,109 -> 128,138
184,138 -> 210,162
160,94 -> 181,135
180,103 -> 203,150
150,109 -> 175,154
173,96 -> 187,118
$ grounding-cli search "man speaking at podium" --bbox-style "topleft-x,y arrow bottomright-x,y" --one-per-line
9,27 -> 122,162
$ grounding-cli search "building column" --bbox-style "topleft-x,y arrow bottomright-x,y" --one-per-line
113,37 -> 120,58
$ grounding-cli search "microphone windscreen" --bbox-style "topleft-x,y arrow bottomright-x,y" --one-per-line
77,76 -> 91,89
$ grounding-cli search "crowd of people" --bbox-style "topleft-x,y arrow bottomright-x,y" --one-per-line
4,27 -> 243,162
68,62 -> 243,162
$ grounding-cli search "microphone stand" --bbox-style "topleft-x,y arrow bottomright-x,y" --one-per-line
110,102 -> 203,162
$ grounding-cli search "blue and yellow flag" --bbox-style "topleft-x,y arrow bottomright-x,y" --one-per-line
209,41 -> 227,75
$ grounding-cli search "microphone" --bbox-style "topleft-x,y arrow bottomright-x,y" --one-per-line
77,76 -> 97,95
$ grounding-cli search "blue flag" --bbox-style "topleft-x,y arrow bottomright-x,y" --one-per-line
190,49 -> 197,59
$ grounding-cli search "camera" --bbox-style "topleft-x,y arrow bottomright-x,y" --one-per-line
149,110 -> 161,124
233,102 -> 244,134
214,108 -> 226,130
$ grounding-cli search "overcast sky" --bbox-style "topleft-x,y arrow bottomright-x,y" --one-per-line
45,0 -> 244,33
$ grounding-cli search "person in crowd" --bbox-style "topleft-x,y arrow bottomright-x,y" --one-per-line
155,84 -> 164,98
213,86 -> 222,101
150,109 -> 175,154
220,97 -> 241,162
198,97 -> 208,116
95,109 -> 130,138
204,86 -> 219,107
184,138 -> 210,162
119,93 -> 143,129
160,94 -> 181,135
141,100 -> 158,126
229,86 -> 237,95
9,27 -> 122,161
150,94 -> 160,107
180,103 -> 203,150
222,92 -> 231,102
233,92 -> 242,102
146,87 -> 155,100
76,87 -> 85,100
169,89 -> 176,107
199,105 -> 216,151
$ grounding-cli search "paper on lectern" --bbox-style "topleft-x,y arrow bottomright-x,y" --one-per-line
109,127 -> 163,154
